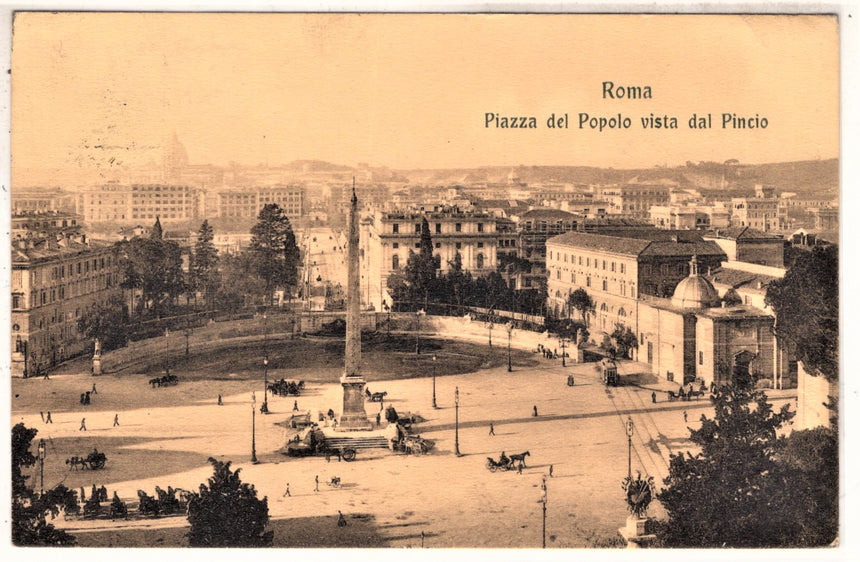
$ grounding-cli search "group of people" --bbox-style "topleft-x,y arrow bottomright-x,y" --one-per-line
535,344 -> 560,360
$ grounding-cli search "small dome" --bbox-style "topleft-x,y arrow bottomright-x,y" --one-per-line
671,255 -> 720,309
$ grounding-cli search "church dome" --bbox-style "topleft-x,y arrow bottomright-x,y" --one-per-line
671,255 -> 720,309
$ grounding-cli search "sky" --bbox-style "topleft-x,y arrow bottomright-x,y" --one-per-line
10,13 -> 839,178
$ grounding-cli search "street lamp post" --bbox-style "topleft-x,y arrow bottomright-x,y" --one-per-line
540,475 -> 547,548
261,312 -> 269,414
560,337 -> 567,367
432,354 -> 438,409
38,439 -> 45,495
626,416 -> 634,480
488,321 -> 494,348
454,386 -> 461,456
506,323 -> 513,372
251,392 -> 258,464
164,328 -> 170,376
416,309 -> 425,355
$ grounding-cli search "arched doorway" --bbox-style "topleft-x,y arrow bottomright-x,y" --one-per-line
732,350 -> 757,388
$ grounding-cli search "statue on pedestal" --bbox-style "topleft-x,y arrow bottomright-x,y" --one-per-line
92,338 -> 102,376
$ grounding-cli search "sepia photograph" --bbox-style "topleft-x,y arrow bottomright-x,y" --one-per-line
4,8 -> 845,552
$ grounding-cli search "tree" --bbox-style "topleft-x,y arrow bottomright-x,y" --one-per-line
765,244 -> 838,381
116,220 -> 186,317
250,204 -> 301,304
568,288 -> 594,324
656,383 -> 799,547
403,217 -> 439,308
610,324 -> 638,359
12,423 -> 77,546
190,220 -> 220,307
77,293 -> 129,351
186,457 -> 272,547
214,252 -> 268,312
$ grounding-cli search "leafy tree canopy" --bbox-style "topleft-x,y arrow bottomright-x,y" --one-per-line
186,457 -> 272,547
765,244 -> 838,381
77,293 -> 129,351
250,204 -> 301,301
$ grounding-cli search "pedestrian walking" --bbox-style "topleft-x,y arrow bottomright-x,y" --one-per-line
315,475 -> 319,492
79,418 -> 87,431
683,410 -> 688,423
293,400 -> 299,412
113,413 -> 119,427
533,405 -> 538,417
45,411 -> 52,424
92,383 -> 98,394
217,394 -> 223,405
376,412 -> 381,427
651,391 -> 657,404
549,464 -> 554,478
40,411 -> 45,423
489,422 -> 495,436
43,370 -> 50,380
283,483 -> 291,497
337,510 -> 347,526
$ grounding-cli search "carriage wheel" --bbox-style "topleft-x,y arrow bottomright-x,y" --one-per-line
488,464 -> 497,473
92,459 -> 106,470
341,449 -> 357,462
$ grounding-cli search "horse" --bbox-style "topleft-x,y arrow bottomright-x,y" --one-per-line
370,391 -> 388,402
509,451 -> 530,468
137,490 -> 160,517
149,377 -> 162,388
65,456 -> 85,471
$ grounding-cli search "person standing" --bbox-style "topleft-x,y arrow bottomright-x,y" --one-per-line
489,422 -> 495,436
79,418 -> 87,431
375,412 -> 381,427
683,410 -> 688,423
315,475 -> 319,492
113,413 -> 120,427
283,483 -> 291,497
45,411 -> 53,424
533,405 -> 538,417
217,394 -> 223,405
293,400 -> 299,412
92,383 -> 98,394
651,391 -> 657,404
549,464 -> 554,478
337,510 -> 347,526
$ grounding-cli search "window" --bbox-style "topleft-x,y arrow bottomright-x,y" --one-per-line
477,242 -> 484,248
620,263 -> 625,274
586,276 -> 591,287
393,242 -> 399,249
556,269 -> 561,279
415,223 -> 421,234
602,280 -> 608,291
435,223 -> 441,234
564,254 -> 568,263
477,223 -> 484,233
455,242 -> 462,250
570,273 -> 576,283
435,243 -> 441,249
578,256 -> 582,265
477,254 -> 485,269
699,351 -> 703,365
602,260 -> 606,270
392,255 -> 400,270
12,295 -> 21,309
611,262 -> 616,272
415,243 -> 420,249
392,223 -> 399,233
587,258 -> 590,267
455,223 -> 462,232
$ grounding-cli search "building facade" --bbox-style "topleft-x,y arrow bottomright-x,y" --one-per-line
216,185 -> 304,220
11,235 -> 121,377
361,207 -> 501,310
76,184 -> 199,223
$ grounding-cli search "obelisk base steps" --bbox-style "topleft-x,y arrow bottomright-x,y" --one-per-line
339,376 -> 372,431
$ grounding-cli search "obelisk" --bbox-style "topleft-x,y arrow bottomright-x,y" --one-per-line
338,183 -> 372,430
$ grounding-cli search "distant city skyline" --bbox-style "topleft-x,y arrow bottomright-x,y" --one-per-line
11,13 -> 839,183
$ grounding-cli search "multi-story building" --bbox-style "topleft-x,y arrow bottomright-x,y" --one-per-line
514,209 -> 581,290
215,185 -> 304,220
10,234 -> 121,377
810,207 -> 839,231
704,226 -> 785,268
11,211 -> 83,237
11,188 -> 77,214
76,184 -> 199,223
545,230 -> 726,330
361,207 -> 501,310
650,204 -> 730,230
599,182 -> 672,219
545,234 -> 788,388
730,185 -> 781,232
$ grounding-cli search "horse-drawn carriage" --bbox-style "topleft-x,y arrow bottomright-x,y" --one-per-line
365,389 -> 387,402
149,374 -> 179,387
395,434 -> 436,455
268,379 -> 304,396
666,387 -> 705,402
486,451 -> 530,472
66,449 -> 107,470
284,427 -> 358,461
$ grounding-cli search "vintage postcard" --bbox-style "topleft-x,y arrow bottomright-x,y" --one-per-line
6,10 -> 842,552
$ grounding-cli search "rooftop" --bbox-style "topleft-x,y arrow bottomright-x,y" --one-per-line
547,231 -> 726,258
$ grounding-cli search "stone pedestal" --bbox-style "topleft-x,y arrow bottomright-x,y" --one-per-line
618,516 -> 656,548
339,377 -> 372,431
92,356 -> 102,376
